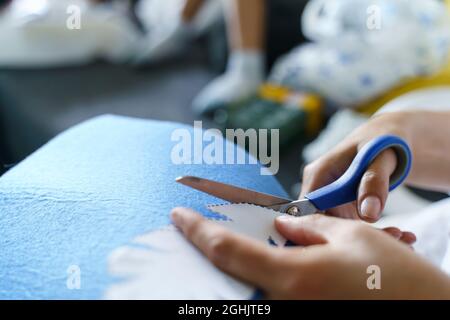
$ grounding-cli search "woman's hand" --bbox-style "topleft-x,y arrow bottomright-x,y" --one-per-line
171,207 -> 450,300
300,112 -> 412,222
302,110 -> 450,222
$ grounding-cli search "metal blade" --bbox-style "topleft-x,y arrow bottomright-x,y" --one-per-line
176,176 -> 292,207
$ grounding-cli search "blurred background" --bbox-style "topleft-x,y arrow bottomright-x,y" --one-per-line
1,0 -> 450,202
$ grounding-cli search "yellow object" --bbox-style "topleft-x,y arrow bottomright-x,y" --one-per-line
259,83 -> 291,103
259,83 -> 323,135
357,0 -> 450,115
303,95 -> 323,135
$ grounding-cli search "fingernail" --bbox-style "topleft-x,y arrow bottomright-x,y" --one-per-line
390,229 -> 402,239
360,196 -> 381,220
402,231 -> 417,244
276,215 -> 295,223
171,210 -> 184,225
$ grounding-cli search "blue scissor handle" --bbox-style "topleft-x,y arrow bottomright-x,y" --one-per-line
305,135 -> 412,211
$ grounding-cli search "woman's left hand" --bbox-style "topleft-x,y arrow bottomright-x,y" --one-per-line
171,207 -> 450,299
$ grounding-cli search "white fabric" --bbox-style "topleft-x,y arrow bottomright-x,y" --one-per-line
136,0 -> 221,35
376,198 -> 450,274
105,225 -> 254,299
0,0 -> 140,67
270,0 -> 450,107
376,86 -> 450,115
105,204 -> 285,299
133,0 -> 222,64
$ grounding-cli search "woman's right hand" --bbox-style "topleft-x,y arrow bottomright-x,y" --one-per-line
300,112 -> 413,223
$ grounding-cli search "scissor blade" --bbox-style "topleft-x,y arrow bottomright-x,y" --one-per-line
176,176 -> 292,207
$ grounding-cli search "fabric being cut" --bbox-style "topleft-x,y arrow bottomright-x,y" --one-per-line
105,226 -> 254,300
105,204 -> 286,299
211,204 -> 287,247
0,115 -> 287,299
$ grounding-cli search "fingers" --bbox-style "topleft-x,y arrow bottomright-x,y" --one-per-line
400,231 -> 417,245
382,227 -> 402,239
357,148 -> 397,222
382,227 -> 416,245
300,145 -> 362,220
171,207 -> 282,292
301,139 -> 399,223
275,214 -> 353,245
300,145 -> 357,199
275,214 -> 417,248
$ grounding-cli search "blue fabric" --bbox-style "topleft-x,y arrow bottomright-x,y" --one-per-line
0,115 -> 287,299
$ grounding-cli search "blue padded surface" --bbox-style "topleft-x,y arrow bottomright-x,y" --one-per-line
0,115 -> 287,299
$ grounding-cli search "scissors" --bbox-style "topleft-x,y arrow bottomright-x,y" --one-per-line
176,135 -> 412,217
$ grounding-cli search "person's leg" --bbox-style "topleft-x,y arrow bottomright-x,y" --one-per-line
181,0 -> 205,23
226,0 -> 265,50
192,0 -> 266,114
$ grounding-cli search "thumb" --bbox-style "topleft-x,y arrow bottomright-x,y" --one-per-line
275,214 -> 352,246
358,148 -> 397,222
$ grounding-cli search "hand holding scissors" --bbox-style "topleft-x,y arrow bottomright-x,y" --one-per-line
177,135 -> 412,219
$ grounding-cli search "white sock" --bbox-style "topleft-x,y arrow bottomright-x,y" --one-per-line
192,50 -> 265,114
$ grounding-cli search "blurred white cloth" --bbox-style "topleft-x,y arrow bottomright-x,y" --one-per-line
0,0 -> 140,67
105,204 -> 283,300
377,198 -> 450,275
376,86 -> 450,114
133,0 -> 222,64
270,0 -> 450,107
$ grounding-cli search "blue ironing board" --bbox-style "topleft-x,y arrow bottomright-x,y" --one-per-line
0,115 -> 287,299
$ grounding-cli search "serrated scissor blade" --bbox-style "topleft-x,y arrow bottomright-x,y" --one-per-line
176,176 -> 292,208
